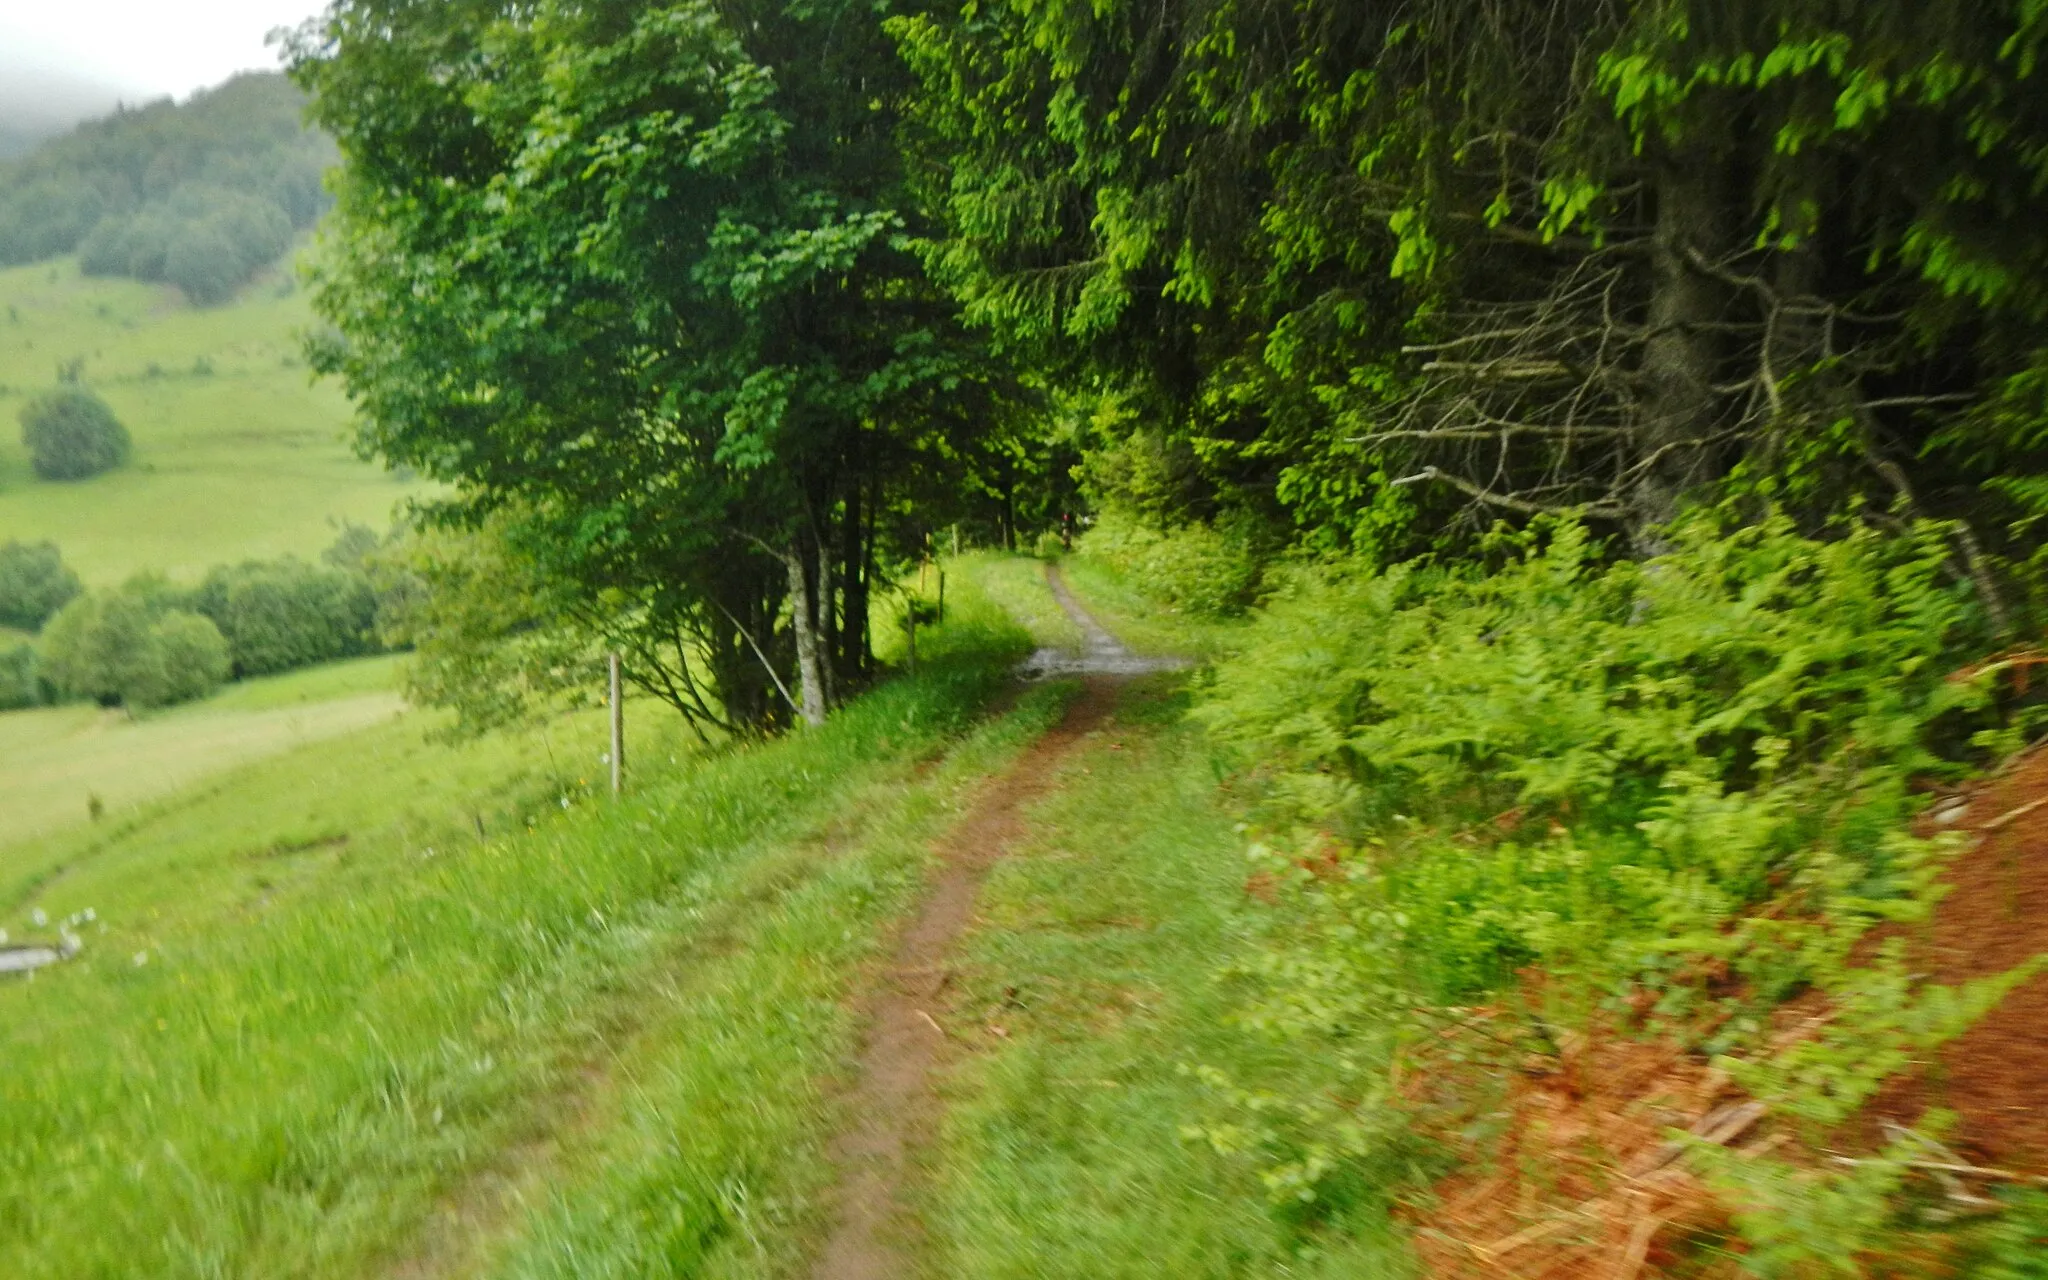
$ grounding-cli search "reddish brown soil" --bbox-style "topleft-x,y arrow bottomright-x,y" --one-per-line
1415,746 -> 2048,1277
1867,748 -> 2048,1173
805,678 -> 1122,1280
1409,1015 -> 1743,1279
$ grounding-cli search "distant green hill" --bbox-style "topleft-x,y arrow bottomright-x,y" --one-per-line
0,73 -> 333,302
0,256 -> 421,585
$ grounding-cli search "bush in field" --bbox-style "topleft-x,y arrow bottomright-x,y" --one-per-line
18,389 -> 132,481
0,641 -> 37,710
1077,508 -> 1262,617
38,590 -> 154,706
130,611 -> 232,709
194,557 -> 377,677
37,585 -> 229,711
0,540 -> 82,630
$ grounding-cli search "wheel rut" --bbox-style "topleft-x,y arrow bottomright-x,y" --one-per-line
807,565 -> 1156,1280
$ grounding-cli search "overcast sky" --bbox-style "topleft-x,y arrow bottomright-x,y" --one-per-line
1,0 -> 321,134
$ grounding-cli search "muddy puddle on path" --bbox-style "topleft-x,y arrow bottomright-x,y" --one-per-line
1015,564 -> 1189,680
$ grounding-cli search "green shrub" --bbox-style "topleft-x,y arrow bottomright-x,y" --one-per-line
129,611 -> 231,709
194,557 -> 378,677
18,389 -> 131,481
1077,508 -> 1262,617
38,590 -> 156,706
1190,515 -> 2025,1251
0,540 -> 82,630
0,641 -> 37,711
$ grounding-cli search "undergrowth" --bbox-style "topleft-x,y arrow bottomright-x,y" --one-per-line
1188,514 -> 2048,1272
1071,508 -> 1264,620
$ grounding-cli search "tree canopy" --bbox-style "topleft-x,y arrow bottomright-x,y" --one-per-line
0,540 -> 83,631
289,0 -> 1032,731
288,0 -> 2048,717
895,0 -> 2048,593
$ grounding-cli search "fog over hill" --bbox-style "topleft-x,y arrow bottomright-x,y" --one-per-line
0,71 -> 334,302
0,56 -> 136,160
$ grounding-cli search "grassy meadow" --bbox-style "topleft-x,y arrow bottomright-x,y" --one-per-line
0,255 -> 421,584
0,654 -> 405,852
0,573 -> 1059,1278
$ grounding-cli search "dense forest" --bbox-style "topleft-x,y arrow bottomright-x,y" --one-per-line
285,0 -> 2048,725
272,0 -> 2048,1270
0,72 -> 334,301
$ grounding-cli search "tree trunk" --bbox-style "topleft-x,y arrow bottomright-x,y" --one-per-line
999,461 -> 1016,551
786,544 -> 829,727
1632,157 -> 1730,546
839,476 -> 867,679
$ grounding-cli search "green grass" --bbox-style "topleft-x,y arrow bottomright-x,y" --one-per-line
925,678 -> 1409,1278
0,572 -> 1048,1278
0,256 -> 426,584
948,552 -> 1083,650
0,655 -> 409,852
1054,552 -> 1251,660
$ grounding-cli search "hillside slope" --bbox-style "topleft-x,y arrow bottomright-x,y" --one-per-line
0,256 -> 418,582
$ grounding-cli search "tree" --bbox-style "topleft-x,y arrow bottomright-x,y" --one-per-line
37,584 -> 230,711
163,219 -> 248,305
0,540 -> 83,630
129,611 -> 231,709
898,0 -> 2048,603
37,590 -> 153,706
0,641 -> 36,711
192,557 -> 377,677
288,0 -> 1022,732
19,389 -> 131,481
372,516 -> 612,737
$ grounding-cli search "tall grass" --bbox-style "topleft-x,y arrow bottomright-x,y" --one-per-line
0,577 -> 1044,1277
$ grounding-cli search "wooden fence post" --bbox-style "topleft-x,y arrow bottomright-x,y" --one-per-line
608,652 -> 624,796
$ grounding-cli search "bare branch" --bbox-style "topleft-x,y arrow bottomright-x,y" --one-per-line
1391,465 -> 1625,519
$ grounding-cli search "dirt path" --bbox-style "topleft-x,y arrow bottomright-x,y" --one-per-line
807,565 -> 1162,1280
